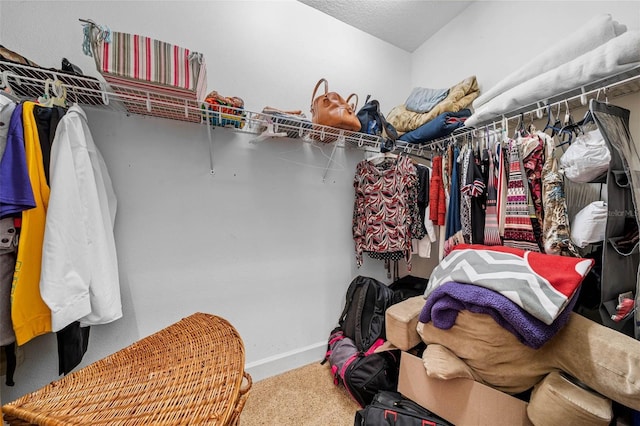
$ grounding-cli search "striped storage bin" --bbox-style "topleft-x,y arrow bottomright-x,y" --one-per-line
85,21 -> 207,122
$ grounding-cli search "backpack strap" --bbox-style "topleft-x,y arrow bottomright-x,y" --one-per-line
354,280 -> 369,351
338,278 -> 361,328
364,338 -> 385,356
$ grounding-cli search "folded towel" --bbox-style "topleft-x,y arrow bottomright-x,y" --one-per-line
465,30 -> 640,127
425,244 -> 594,324
387,76 -> 479,133
473,13 -> 626,109
419,281 -> 578,349
405,87 -> 449,113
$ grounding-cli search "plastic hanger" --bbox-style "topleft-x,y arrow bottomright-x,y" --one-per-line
253,115 -> 287,141
574,89 -> 601,128
38,79 -> 67,108
368,150 -> 398,165
0,71 -> 21,103
556,100 -> 580,146
525,112 -> 536,134
0,88 -> 20,103
543,103 -> 562,136
514,113 -> 529,138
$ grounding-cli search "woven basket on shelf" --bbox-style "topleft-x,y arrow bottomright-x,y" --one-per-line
2,313 -> 251,425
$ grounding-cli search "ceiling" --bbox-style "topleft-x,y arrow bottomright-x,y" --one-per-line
297,0 -> 474,52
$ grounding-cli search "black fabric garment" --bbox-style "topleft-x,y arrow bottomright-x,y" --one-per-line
0,218 -> 17,347
415,164 -> 430,236
481,148 -> 490,184
56,321 -> 90,375
3,342 -> 16,386
466,152 -> 487,245
32,105 -> 66,184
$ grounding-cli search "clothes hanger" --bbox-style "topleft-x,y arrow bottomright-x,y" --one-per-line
253,115 -> 287,141
367,141 -> 399,165
514,112 -> 529,138
368,151 -> 398,165
543,103 -> 562,136
37,79 -> 67,108
575,88 -> 603,129
526,111 -> 536,135
0,71 -> 21,103
556,100 -> 580,146
0,88 -> 20,103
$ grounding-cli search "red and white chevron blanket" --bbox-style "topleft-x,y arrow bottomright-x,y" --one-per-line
425,244 -> 594,325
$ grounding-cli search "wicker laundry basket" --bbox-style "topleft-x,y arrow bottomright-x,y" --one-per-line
2,313 -> 251,425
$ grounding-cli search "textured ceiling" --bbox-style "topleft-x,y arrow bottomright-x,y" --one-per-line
297,0 -> 474,52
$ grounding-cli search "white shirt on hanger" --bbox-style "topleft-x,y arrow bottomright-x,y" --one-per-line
40,104 -> 122,331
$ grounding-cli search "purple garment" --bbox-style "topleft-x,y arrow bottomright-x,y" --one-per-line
0,103 -> 35,218
418,281 -> 577,349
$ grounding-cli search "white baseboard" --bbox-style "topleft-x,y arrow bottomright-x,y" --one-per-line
245,341 -> 326,383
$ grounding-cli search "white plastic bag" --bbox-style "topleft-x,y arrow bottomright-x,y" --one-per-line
559,129 -> 610,183
571,201 -> 608,248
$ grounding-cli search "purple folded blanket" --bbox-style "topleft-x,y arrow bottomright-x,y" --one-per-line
418,281 -> 578,349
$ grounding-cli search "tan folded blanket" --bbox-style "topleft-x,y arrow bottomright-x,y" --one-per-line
386,76 -> 479,133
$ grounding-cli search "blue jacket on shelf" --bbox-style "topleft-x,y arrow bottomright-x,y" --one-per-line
398,109 -> 471,145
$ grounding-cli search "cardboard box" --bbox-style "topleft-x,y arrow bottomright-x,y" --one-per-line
398,352 -> 533,426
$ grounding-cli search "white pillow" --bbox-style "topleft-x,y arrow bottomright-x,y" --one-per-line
560,129 -> 610,183
571,201 -> 608,248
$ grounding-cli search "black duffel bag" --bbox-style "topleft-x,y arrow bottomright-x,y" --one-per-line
354,390 -> 453,426
323,328 -> 400,408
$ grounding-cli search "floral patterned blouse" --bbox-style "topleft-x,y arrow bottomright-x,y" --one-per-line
352,155 -> 424,269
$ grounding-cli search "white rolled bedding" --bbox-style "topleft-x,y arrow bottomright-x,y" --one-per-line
472,14 -> 627,110
465,29 -> 640,127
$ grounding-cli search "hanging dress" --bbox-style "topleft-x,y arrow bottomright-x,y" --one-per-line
429,156 -> 446,226
461,147 -> 487,244
443,147 -> 464,256
496,141 -> 508,237
459,146 -> 472,243
520,133 -> 546,251
352,155 -> 420,270
539,131 -> 579,256
484,146 -> 502,245
502,138 -> 541,252
445,147 -> 461,240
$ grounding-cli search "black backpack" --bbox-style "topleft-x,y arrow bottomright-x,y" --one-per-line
356,96 -> 398,141
339,276 -> 396,352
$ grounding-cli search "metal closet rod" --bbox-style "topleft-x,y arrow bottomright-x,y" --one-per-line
397,71 -> 640,155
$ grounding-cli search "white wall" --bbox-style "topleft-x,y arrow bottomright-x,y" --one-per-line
411,1 -> 640,91
2,0 -> 640,405
410,0 -> 640,171
0,0 -> 412,402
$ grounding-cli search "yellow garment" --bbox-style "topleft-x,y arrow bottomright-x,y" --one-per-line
387,76 -> 480,133
11,101 -> 51,345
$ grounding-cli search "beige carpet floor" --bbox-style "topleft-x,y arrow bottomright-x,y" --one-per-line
239,361 -> 361,426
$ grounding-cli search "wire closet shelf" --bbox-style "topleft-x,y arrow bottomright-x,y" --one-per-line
1,60 -> 640,159
0,60 -> 384,149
